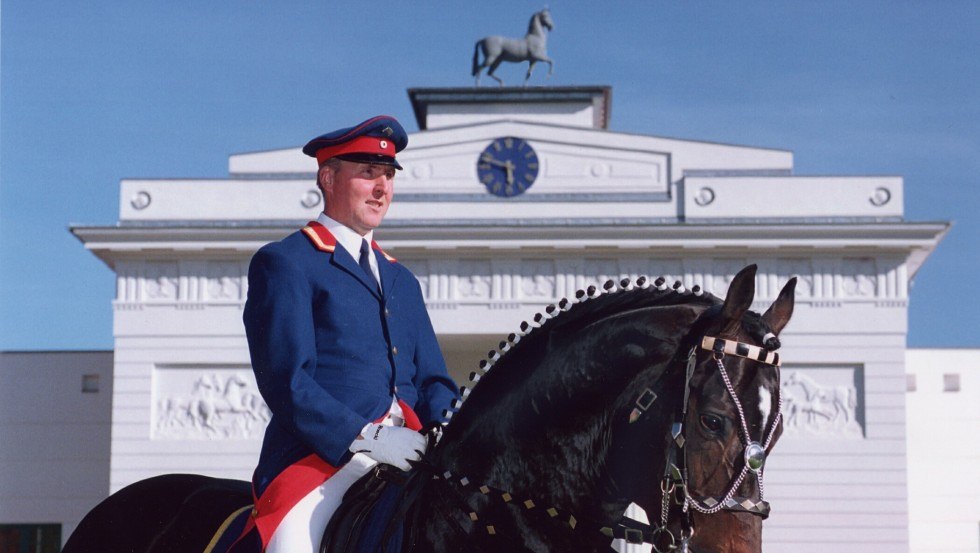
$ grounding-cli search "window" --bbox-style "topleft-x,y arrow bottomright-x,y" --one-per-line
82,373 -> 100,393
0,524 -> 61,553
943,373 -> 961,392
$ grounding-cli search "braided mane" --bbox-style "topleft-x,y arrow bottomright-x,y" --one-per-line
441,277 -> 721,433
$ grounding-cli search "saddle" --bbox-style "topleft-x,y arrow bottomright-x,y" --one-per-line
321,464 -> 416,553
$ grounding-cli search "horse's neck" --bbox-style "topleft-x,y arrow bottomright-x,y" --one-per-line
419,296 -> 715,551
439,311 -> 695,507
600,363 -> 687,518
526,14 -> 544,37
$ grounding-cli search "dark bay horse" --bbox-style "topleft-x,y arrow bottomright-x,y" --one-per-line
472,9 -> 555,87
64,265 -> 795,553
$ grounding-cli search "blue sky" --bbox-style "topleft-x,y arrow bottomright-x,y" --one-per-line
2,1 -> 978,350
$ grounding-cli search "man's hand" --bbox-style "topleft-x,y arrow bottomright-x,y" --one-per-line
351,423 -> 427,471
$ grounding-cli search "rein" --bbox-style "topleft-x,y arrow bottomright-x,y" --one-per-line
423,334 -> 782,552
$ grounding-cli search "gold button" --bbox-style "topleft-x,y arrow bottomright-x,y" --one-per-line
251,507 -> 258,517
392,346 -> 398,355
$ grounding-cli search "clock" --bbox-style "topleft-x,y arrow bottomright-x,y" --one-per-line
476,137 -> 539,197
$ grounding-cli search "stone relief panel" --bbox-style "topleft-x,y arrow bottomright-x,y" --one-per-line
115,255 -> 905,309
841,258 -> 877,299
457,260 -> 492,300
142,262 -> 179,302
776,258 -> 813,298
153,366 -> 270,440
707,259 -> 749,297
617,259 -> 652,282
650,259 -> 683,280
520,260 -> 556,299
780,366 -> 864,439
404,256 -> 900,306
582,259 -> 620,289
205,261 -> 244,302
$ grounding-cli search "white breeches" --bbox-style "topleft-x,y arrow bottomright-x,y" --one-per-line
265,400 -> 404,553
265,452 -> 377,553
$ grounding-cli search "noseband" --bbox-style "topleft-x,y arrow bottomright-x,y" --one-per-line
635,335 -> 782,551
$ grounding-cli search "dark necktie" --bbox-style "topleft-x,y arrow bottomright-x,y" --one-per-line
358,239 -> 380,291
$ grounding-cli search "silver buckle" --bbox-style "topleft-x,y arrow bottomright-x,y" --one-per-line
624,528 -> 644,544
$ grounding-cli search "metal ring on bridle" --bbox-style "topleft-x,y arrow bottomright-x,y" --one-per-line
650,526 -> 676,553
681,525 -> 695,540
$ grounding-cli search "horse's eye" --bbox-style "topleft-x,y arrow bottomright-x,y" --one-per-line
700,414 -> 724,433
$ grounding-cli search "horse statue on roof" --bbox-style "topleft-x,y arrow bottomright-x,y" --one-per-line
64,265 -> 795,553
472,9 -> 555,87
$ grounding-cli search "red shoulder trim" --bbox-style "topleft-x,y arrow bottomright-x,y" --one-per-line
370,240 -> 397,263
303,221 -> 395,262
301,221 -> 336,253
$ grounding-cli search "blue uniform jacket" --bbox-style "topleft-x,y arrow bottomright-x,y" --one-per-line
243,222 -> 458,497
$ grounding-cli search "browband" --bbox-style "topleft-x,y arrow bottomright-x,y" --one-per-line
700,336 -> 781,367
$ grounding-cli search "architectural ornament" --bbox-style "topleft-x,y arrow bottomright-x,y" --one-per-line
472,9 -> 554,87
154,372 -> 270,440
781,370 -> 862,438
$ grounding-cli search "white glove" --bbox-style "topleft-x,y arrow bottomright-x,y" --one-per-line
350,423 -> 427,471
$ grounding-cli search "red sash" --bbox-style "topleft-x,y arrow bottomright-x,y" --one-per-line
232,400 -> 422,551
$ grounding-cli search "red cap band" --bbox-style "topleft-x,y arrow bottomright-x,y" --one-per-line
315,136 -> 396,165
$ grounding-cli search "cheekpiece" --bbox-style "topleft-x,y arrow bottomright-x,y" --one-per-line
302,115 -> 408,169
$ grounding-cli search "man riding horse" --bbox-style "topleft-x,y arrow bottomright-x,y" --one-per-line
65,264 -> 795,553
235,115 -> 459,552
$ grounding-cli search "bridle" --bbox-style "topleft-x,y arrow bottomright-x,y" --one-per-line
637,334 -> 782,552
414,333 -> 783,552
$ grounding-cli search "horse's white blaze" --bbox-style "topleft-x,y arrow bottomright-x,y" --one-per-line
758,385 -> 772,431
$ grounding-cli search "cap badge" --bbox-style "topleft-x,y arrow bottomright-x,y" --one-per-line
379,140 -> 388,149
382,126 -> 394,137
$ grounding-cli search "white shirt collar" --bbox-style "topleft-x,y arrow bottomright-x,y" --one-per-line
317,213 -> 381,286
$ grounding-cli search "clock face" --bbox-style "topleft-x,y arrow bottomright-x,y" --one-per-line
476,137 -> 539,198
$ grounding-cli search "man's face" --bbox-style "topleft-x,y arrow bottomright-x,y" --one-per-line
320,160 -> 395,236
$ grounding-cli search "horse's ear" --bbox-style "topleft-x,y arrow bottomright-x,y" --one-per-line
763,277 -> 796,335
721,264 -> 757,323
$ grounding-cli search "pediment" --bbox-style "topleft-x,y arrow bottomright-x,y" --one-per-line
228,119 -> 792,198
396,120 -> 669,196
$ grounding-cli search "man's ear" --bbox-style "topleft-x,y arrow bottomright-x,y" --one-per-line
317,165 -> 332,193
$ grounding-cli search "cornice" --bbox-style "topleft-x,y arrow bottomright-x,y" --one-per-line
71,221 -> 950,276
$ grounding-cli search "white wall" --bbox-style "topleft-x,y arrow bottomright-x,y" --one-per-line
0,351 -> 112,543
905,348 -> 980,553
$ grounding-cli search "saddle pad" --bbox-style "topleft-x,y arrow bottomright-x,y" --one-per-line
322,466 -> 406,553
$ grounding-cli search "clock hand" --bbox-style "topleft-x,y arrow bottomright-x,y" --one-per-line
480,153 -> 511,168
504,160 -> 515,185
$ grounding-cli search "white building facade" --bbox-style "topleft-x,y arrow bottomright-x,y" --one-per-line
45,86 -> 957,551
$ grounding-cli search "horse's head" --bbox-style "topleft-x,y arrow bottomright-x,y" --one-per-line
536,9 -> 554,32
668,264 -> 795,552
